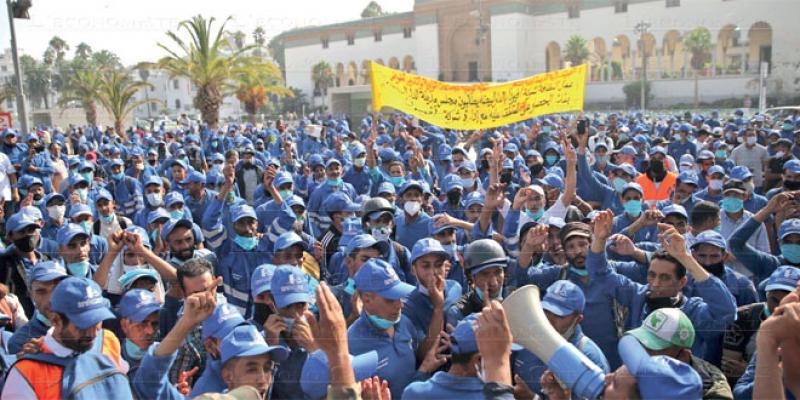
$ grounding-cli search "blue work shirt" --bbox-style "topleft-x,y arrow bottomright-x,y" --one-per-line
395,211 -> 432,252
401,371 -> 485,400
189,358 -> 225,397
729,217 -> 796,284
685,266 -> 757,307
272,344 -> 309,400
613,213 -> 658,243
7,316 -> 49,354
343,165 -> 372,195
402,281 -> 462,342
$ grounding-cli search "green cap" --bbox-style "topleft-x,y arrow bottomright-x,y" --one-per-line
627,308 -> 695,351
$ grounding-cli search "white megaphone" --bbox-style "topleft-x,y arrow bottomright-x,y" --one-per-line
503,285 -> 605,399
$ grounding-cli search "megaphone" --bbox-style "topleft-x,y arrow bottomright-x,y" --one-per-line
503,285 -> 605,399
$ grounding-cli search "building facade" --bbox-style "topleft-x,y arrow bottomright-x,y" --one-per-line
280,0 -> 800,116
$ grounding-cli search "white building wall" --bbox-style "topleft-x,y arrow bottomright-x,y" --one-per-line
132,69 -> 242,122
414,23 -> 439,79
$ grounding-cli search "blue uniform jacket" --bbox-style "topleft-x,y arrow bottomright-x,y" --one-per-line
402,281 -> 462,342
343,165 -> 372,195
732,352 -> 796,400
401,371 -> 485,400
21,153 -> 55,193
395,211 -> 432,251
684,266 -> 757,307
189,358 -> 225,397
586,248 -> 737,365
729,217 -> 792,284
577,154 -> 624,213
307,182 -> 357,235
614,213 -> 658,244
132,343 -> 186,400
7,316 -> 49,354
273,343 -> 309,400
105,175 -> 144,218
185,189 -> 218,227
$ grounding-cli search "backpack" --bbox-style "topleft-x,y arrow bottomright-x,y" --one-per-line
12,332 -> 133,400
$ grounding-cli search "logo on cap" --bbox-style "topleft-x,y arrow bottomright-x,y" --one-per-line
648,311 -> 666,331
77,285 -> 103,309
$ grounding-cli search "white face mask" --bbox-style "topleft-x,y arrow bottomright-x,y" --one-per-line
708,179 -> 724,191
353,157 -> 366,168
47,205 -> 66,220
404,201 -> 421,216
746,136 -> 757,145
146,193 -> 163,207
776,151 -> 785,158
123,263 -> 145,273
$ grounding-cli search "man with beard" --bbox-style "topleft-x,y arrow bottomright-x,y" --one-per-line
0,211 -> 52,316
587,209 -> 736,366
636,146 -> 677,206
118,289 -> 162,379
2,277 -> 131,399
234,145 -> 263,206
512,280 -> 610,397
7,261 -> 68,353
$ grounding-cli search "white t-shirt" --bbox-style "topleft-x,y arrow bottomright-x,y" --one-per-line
0,153 -> 15,201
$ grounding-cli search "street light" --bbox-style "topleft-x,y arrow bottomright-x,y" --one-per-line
634,20 -> 651,112
6,0 -> 31,135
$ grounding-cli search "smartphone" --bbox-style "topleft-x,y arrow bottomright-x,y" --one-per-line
577,118 -> 587,135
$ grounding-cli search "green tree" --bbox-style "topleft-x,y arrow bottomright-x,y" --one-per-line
92,50 -> 123,70
57,62 -> 106,125
20,55 -> 51,109
623,81 -> 653,108
97,69 -> 161,137
684,28 -> 713,108
361,1 -> 385,18
0,81 -> 16,111
156,15 -> 261,128
74,42 -> 93,61
43,36 -> 69,66
230,30 -> 247,51
253,27 -> 267,58
235,61 -> 293,123
311,61 -> 333,110
280,87 -> 309,116
563,35 -> 590,67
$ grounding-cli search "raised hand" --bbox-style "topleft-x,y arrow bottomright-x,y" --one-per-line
657,223 -> 689,259
592,209 -> 614,242
176,366 -> 199,396
312,282 -> 349,358
608,234 -> 636,256
523,224 -> 549,251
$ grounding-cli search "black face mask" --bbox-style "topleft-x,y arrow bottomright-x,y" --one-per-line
704,261 -> 725,277
447,191 -> 462,205
785,180 -> 800,191
480,160 -> 490,170
530,164 -> 544,177
649,159 -> 665,174
644,291 -> 684,311
13,235 -> 37,253
500,172 -> 513,184
253,303 -> 274,326
34,145 -> 45,153
148,160 -> 157,166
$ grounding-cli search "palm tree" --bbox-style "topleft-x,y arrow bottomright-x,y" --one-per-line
58,66 -> 104,125
74,42 -> 93,60
157,15 -> 260,128
235,62 -> 293,123
684,28 -> 713,108
311,61 -> 333,111
0,82 -> 16,111
20,55 -> 51,109
564,35 -> 590,67
92,50 -> 123,70
43,36 -> 69,66
361,1 -> 385,18
253,27 -> 266,58
97,69 -> 161,137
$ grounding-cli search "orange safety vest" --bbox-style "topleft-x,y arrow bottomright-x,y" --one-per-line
636,171 -> 677,202
14,329 -> 124,400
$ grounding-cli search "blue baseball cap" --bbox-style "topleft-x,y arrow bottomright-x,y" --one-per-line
679,154 -> 695,166
251,264 -> 278,296
410,238 -> 450,264
181,170 -> 207,185
707,165 -> 726,177
118,289 -> 161,323
202,303 -> 246,341
696,150 -> 714,160
164,192 -> 185,208
286,195 -> 306,209
354,258 -> 414,300
325,158 -> 342,169
677,171 -> 699,186
270,265 -> 311,309
458,160 -> 477,173
144,175 -> 163,187
398,180 -> 425,196
56,223 -> 89,247
451,314 -> 480,354
779,219 -> 800,240
428,216 -> 455,236
618,335 -> 702,399
147,208 -> 171,225
273,231 -> 309,252
44,192 -> 66,205
49,277 -> 115,329
108,159 -> 124,168
619,145 -> 637,157
464,192 -> 485,208
649,146 -> 667,156
661,204 -> 688,220
443,174 -> 463,193
339,217 -> 362,249
633,134 -> 650,145
541,280 -> 585,316
378,148 -> 398,163
95,189 -> 113,203
274,171 -> 294,187
691,230 -> 726,250
322,192 -> 360,215
451,145 -> 468,156
765,266 -> 800,292
377,181 -> 396,195
17,175 -> 43,190
538,174 -> 564,191
118,269 -> 160,291
5,212 -> 39,233
161,218 -> 194,242
301,350 -> 379,399
231,204 -> 257,223
438,145 -> 453,161
220,324 -> 289,365
345,234 -> 389,258
784,159 -> 800,174
69,204 -> 92,219
613,163 -> 638,178
621,182 -> 644,197
28,260 -> 68,285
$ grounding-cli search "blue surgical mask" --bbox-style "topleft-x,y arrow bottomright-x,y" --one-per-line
714,150 -> 727,159
150,228 -> 158,242
282,317 -> 296,333
18,189 -> 27,198
525,208 -> 544,222
111,172 -> 124,180
367,312 -> 400,330
34,310 -> 51,326
79,221 -> 93,234
613,177 -> 628,193
101,214 -> 114,223
619,133 -> 629,142
570,266 -> 589,277
624,199 -> 643,217
81,172 -> 94,183
542,126 -> 552,134
441,243 -> 457,259
169,210 -> 184,220
595,155 -> 608,164
461,177 -> 474,188
784,123 -> 794,131
781,243 -> 800,264
721,196 -> 744,213
344,278 -> 356,295
77,188 -> 89,202
279,190 -> 293,200
389,176 -> 405,188
475,286 -> 502,302
124,338 -> 146,360
233,234 -> 258,251
67,260 -> 91,277
545,155 -> 558,166
326,178 -> 343,187
712,225 -> 722,233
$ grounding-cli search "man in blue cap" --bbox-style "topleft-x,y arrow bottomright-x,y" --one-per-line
133,175 -> 166,228
3,277 -> 130,399
189,303 -> 248,397
730,192 -> 800,284
447,239 -> 508,326
403,238 -> 462,355
0,211 -> 53,315
300,349 -> 379,400
164,192 -> 193,221
7,260 -> 68,353
588,210 -> 737,366
1,129 -> 27,168
668,123 -> 697,160
57,223 -> 98,279
608,182 -> 658,243
17,175 -> 45,207
67,203 -> 109,265
254,170 -> 295,233
343,142 -> 371,195
403,314 -> 485,399
93,188 -> 133,239
395,180 -> 432,251
577,131 -> 636,213
687,230 -> 757,307
118,289 -> 162,378
766,158 -> 800,199
134,288 -> 288,399
319,192 -> 360,266
513,280 -> 609,396
727,165 -> 767,214
307,158 -> 357,234
182,170 -> 215,227
348,258 -> 444,399
330,234 -> 389,323
262,265 -> 317,399
435,174 -> 465,220
695,165 -> 726,203
105,158 -> 143,219
250,263 -> 278,327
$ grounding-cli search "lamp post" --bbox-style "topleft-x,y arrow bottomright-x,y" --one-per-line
634,20 -> 651,112
6,0 -> 31,134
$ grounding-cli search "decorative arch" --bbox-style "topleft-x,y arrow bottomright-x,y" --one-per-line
748,21 -> 772,73
589,37 -> 607,81
662,30 -> 684,78
335,62 -> 345,87
717,24 -> 741,74
360,60 -> 371,85
388,57 -> 400,70
610,35 -> 631,80
374,58 -> 385,66
545,41 -> 562,72
402,55 -> 416,73
347,61 -> 358,86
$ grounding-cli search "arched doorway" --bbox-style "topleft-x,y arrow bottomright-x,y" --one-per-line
748,21 -> 772,74
402,56 -> 416,73
360,60 -> 371,85
662,30 -> 684,78
589,37 -> 607,81
347,62 -> 358,86
388,57 -> 400,70
546,41 -> 562,72
637,32 -> 657,80
335,63 -> 344,87
717,24 -> 742,75
610,35 -> 631,80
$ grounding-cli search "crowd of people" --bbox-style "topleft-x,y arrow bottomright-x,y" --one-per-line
0,107 -> 797,399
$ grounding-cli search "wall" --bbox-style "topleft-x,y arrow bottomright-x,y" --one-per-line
585,75 -> 759,106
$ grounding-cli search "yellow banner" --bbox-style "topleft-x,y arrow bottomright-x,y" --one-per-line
370,62 -> 587,130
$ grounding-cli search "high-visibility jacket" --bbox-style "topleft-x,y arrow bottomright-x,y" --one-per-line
636,171 -> 677,204
12,329 -> 124,400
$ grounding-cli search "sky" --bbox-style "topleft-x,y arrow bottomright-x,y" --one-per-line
0,0 -> 414,65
